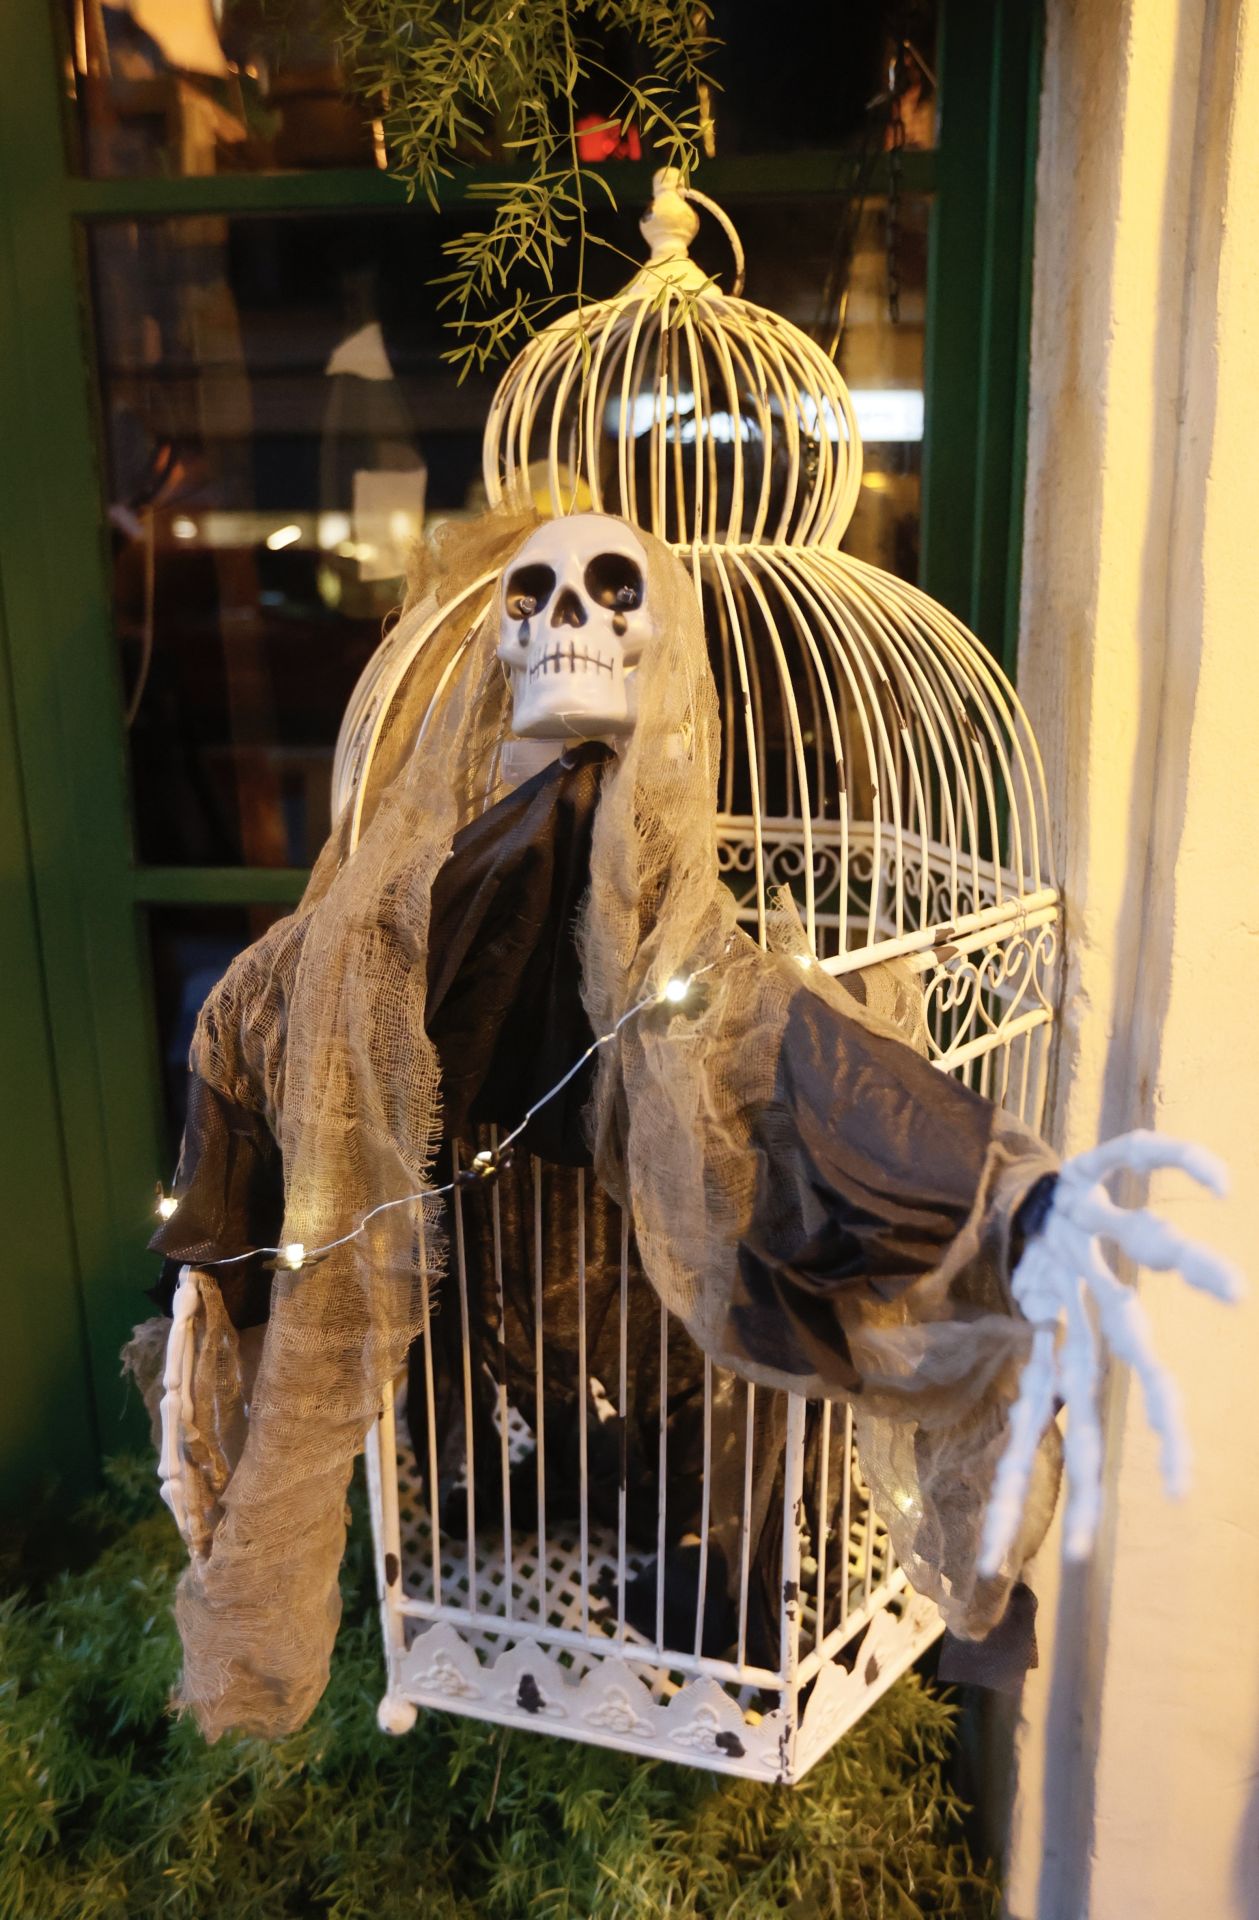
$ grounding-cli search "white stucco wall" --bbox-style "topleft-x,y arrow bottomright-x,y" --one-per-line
1006,1 -> 1259,1914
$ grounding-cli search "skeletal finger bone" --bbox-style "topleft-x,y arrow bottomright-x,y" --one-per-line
1078,1238 -> 1192,1498
979,1321 -> 1059,1577
1065,1186 -> 1243,1301
1058,1275 -> 1104,1560
1059,1130 -> 1229,1197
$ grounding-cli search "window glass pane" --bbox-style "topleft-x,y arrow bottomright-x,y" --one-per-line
705,0 -> 936,158
95,193 -> 926,865
149,902 -> 291,1154
67,0 -> 381,178
65,0 -> 935,178
96,208 -> 498,866
730,196 -> 928,580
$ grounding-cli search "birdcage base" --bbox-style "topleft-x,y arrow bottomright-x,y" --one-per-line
380,1596 -> 943,1783
374,1438 -> 943,1783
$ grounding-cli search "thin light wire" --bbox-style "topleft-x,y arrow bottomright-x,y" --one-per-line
169,964 -> 715,1273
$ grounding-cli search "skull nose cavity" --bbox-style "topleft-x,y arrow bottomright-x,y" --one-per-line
550,586 -> 588,629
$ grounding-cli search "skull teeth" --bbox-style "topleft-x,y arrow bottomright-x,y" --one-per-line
527,643 -> 615,680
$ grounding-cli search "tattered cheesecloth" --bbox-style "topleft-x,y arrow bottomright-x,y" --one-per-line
138,513 -> 1061,1740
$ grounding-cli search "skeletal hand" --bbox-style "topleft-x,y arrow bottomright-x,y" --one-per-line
979,1131 -> 1243,1578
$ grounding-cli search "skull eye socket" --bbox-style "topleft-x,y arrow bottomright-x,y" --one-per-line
505,563 -> 556,621
585,551 -> 644,613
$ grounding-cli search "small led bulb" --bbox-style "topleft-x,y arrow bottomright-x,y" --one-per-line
156,1192 -> 179,1221
282,1242 -> 306,1270
794,952 -> 815,969
661,976 -> 690,1004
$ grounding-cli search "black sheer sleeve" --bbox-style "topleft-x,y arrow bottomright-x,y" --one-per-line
729,984 -> 1056,1392
424,740 -> 612,1163
146,1075 -> 283,1328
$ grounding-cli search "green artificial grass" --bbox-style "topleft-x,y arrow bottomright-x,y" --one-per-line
0,1459 -> 997,1919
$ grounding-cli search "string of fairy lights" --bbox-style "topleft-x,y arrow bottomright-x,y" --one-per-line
153,968 -> 712,1275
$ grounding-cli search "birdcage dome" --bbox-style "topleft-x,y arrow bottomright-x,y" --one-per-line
337,172 -> 1056,974
483,170 -> 863,550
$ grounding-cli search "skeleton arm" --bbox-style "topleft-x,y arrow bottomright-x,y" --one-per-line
157,1266 -> 202,1557
979,1132 -> 1244,1577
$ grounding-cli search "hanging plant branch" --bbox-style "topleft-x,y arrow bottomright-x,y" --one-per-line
338,0 -> 717,372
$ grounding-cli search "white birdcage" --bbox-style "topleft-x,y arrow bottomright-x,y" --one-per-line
337,173 -> 1060,1783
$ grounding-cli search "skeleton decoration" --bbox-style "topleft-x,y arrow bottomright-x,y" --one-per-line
486,519 -> 1243,1591
135,510 -> 1239,1742
495,514 -> 651,738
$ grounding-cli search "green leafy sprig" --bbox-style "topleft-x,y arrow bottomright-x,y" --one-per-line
338,0 -> 717,373
0,1456 -> 999,1918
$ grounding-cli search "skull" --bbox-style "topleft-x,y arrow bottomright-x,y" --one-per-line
496,514 -> 652,739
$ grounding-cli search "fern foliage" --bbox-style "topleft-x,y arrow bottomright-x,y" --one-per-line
0,1459 -> 996,1918
338,0 -> 717,371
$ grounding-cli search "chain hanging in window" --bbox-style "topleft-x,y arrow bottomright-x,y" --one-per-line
885,41 -> 908,325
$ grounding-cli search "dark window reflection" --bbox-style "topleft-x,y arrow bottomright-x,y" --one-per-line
705,0 -> 936,158
95,194 -> 926,866
723,197 -> 928,582
66,0 -> 935,180
95,210 -> 500,865
67,0 -> 381,179
149,902 -> 292,1156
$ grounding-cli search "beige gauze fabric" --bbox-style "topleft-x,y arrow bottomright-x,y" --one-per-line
578,532 -> 1061,1643
148,513 -> 1058,1739
164,513 -> 533,1738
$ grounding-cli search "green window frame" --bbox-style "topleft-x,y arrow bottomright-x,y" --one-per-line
0,0 -> 1042,1502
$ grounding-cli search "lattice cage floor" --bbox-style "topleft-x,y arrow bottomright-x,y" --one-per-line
392,1410 -> 897,1705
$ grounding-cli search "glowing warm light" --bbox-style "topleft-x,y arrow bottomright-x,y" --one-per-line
617,388 -> 924,446
847,388 -> 924,444
662,976 -> 690,1004
317,512 -> 351,550
794,952 -> 815,969
172,517 -> 198,540
266,524 -> 302,552
283,1242 -> 306,1270
156,1193 -> 179,1220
